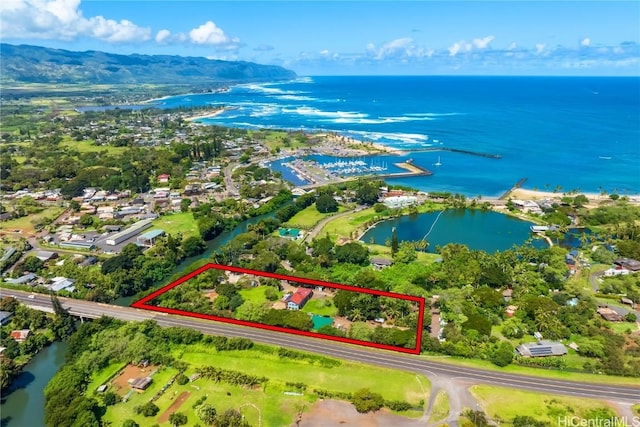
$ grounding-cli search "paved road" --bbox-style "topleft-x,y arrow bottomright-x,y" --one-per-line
6,289 -> 640,403
223,163 -> 240,197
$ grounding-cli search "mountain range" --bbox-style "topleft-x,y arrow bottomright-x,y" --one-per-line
0,44 -> 296,85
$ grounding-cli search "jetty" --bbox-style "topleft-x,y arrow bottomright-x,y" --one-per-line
499,177 -> 528,200
404,147 -> 502,159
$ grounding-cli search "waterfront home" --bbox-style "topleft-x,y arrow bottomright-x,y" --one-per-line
10,329 -> 31,343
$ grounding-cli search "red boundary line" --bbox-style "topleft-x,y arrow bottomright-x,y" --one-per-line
132,263 -> 425,354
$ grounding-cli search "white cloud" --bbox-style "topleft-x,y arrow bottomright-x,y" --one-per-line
253,44 -> 274,52
581,37 -> 591,47
155,29 -> 171,44
189,21 -> 239,49
0,0 -> 151,42
367,37 -> 416,59
535,43 -> 546,54
319,49 -> 330,56
472,35 -> 495,49
508,42 -> 517,50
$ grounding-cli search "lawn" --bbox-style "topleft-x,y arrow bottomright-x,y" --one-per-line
152,212 -> 199,239
0,206 -> 64,234
285,205 -> 348,229
367,243 -> 441,264
470,385 -> 618,424
175,344 -> 429,404
238,286 -> 277,304
318,207 -> 380,240
429,389 -> 450,423
60,136 -> 130,155
86,362 -> 127,393
99,342 -> 430,426
302,298 -> 338,317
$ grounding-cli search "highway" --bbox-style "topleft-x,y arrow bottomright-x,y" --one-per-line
6,289 -> 640,403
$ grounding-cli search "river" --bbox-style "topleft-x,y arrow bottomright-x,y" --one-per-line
1,341 -> 68,427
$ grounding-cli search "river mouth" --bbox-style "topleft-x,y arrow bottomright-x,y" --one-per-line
360,209 -> 548,253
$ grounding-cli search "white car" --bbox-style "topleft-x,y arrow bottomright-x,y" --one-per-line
27,294 -> 35,299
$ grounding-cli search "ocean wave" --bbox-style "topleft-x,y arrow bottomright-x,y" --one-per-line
276,95 -> 317,101
282,106 -> 367,119
405,112 -> 465,117
343,130 -> 431,145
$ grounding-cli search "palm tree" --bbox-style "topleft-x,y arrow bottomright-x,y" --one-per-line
350,308 -> 364,322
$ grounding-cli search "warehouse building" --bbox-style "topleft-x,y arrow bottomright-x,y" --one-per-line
105,219 -> 154,246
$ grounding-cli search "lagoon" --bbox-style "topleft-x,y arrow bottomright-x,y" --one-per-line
360,209 -> 546,253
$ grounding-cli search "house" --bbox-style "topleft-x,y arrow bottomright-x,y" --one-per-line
614,258 -> 640,272
597,306 -> 624,322
48,277 -> 76,293
516,341 -> 567,357
36,250 -> 58,262
383,196 -> 417,209
278,228 -> 302,240
505,305 -> 518,317
620,297 -> 636,308
0,311 -> 14,325
10,329 -> 31,343
4,273 -> 36,285
130,377 -> 152,390
370,257 -> 393,269
286,288 -> 313,310
502,288 -> 513,302
136,229 -> 165,248
157,174 -> 171,183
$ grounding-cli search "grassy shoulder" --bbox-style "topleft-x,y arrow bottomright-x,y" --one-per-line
420,355 -> 640,386
92,341 -> 430,426
0,206 -> 64,234
428,390 -> 450,423
470,385 -> 620,423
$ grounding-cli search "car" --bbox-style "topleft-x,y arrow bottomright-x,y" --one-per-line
28,294 -> 36,299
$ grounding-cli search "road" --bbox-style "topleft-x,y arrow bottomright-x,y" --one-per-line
5,289 -> 639,404
223,163 -> 240,197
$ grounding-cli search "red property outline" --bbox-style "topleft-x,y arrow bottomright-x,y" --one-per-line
132,263 -> 425,354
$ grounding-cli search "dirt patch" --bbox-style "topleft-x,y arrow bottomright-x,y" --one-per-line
158,391 -> 191,423
111,364 -> 157,396
297,399 -> 421,427
204,290 -> 218,302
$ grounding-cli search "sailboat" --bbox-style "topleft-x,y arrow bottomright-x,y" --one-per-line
434,156 -> 442,167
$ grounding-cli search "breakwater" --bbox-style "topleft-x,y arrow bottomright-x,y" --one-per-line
499,177 -> 528,200
404,147 -> 502,159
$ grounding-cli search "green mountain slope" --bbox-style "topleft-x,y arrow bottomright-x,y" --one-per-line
0,44 -> 297,85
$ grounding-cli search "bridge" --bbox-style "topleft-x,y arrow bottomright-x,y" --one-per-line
6,289 -> 640,403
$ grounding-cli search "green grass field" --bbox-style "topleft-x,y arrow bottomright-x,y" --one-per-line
421,355 -> 640,386
366,243 -> 441,264
60,136 -> 130,155
96,342 -> 430,426
0,206 -> 64,234
152,212 -> 199,239
470,385 -> 618,424
238,286 -> 277,304
285,205 -> 348,230
302,298 -> 338,316
318,207 -> 380,240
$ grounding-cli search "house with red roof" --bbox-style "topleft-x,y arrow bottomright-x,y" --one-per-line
157,174 -> 171,183
10,329 -> 31,343
286,288 -> 313,310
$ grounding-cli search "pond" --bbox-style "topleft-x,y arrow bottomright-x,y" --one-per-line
360,209 -> 548,253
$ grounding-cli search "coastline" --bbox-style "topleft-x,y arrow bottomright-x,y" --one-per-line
183,107 -> 227,122
316,132 -> 407,156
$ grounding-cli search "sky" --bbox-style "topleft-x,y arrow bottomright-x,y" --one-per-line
1,0 -> 639,76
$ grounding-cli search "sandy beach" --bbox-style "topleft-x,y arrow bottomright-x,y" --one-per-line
183,108 -> 227,122
319,132 -> 407,155
508,188 -> 609,202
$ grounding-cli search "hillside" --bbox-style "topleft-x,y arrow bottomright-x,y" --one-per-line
0,44 -> 296,85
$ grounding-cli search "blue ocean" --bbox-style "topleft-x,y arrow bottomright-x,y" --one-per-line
157,76 -> 640,196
